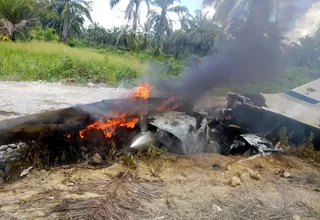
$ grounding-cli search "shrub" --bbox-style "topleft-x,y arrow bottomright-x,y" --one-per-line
29,26 -> 60,42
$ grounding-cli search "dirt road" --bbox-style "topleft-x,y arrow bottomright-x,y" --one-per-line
0,80 -> 227,121
0,81 -> 131,120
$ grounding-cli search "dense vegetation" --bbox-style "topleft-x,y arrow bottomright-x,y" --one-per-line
0,0 -> 320,93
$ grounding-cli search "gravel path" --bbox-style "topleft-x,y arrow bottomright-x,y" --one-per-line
0,81 -> 132,120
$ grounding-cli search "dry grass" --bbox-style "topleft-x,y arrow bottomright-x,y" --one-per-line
49,170 -> 163,220
284,145 -> 320,164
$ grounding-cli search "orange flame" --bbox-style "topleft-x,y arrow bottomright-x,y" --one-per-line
75,81 -> 180,140
130,82 -> 152,99
79,114 -> 139,139
78,82 -> 152,139
156,96 -> 180,112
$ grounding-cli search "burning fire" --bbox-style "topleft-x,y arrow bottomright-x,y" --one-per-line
79,114 -> 139,139
64,133 -> 71,139
130,82 -> 152,100
78,82 -> 152,139
67,81 -> 181,140
156,96 -> 180,112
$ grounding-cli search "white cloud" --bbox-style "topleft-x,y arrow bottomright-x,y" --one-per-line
89,0 -> 128,28
87,0 -> 211,30
285,2 -> 320,42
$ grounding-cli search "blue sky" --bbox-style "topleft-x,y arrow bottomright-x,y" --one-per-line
183,0 -> 203,12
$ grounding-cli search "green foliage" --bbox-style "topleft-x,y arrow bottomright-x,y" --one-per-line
0,0 -> 320,93
0,0 -> 39,24
29,26 -> 60,42
0,33 -> 10,41
0,41 -> 144,84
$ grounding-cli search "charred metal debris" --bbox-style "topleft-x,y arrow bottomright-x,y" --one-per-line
144,92 -> 319,156
1,92 -> 319,163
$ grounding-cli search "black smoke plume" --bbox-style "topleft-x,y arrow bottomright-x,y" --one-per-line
153,0 -> 288,102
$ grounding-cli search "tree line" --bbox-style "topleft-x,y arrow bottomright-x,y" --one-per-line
0,0 -> 320,70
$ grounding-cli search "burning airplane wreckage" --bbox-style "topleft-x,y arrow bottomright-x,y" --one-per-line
3,80 -> 319,171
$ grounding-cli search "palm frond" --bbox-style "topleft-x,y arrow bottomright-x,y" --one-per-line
124,1 -> 135,21
110,0 -> 121,9
71,1 -> 92,22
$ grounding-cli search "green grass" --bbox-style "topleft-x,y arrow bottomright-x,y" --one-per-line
0,41 -> 318,94
0,41 -> 145,85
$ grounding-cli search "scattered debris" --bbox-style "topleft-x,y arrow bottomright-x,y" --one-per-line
212,204 -> 223,212
226,92 -> 320,150
19,166 -> 33,177
282,171 -> 291,178
275,168 -> 292,178
149,111 -> 212,155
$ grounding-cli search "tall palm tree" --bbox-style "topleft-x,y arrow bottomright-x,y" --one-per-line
139,20 -> 154,49
178,11 -> 192,31
86,22 -> 108,44
202,0 -> 273,31
48,0 -> 92,42
166,10 -> 220,56
110,0 -> 150,34
148,0 -> 188,37
187,10 -> 219,45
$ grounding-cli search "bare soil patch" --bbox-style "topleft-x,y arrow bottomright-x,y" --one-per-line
0,153 -> 319,220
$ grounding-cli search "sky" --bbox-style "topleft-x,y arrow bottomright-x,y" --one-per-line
285,1 -> 320,42
89,0 -> 320,42
90,0 -> 205,29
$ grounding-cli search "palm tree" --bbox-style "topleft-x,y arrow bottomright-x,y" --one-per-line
139,20 -> 154,49
110,0 -> 150,35
202,0 -> 274,31
47,0 -> 92,42
187,10 -> 219,47
165,10 -> 220,57
148,0 -> 188,37
86,22 -> 109,44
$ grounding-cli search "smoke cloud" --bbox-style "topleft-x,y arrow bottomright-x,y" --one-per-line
152,0 -> 294,102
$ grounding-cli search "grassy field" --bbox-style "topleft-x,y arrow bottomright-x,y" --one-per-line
0,41 -> 145,85
0,41 -> 318,94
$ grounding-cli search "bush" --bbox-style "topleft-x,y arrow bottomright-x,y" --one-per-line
29,26 -> 60,42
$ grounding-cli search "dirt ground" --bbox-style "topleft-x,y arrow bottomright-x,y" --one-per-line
0,153 -> 319,220
0,81 -> 319,220
0,81 -> 227,121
